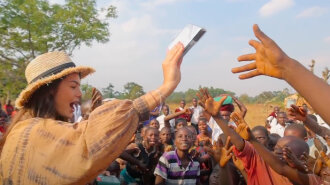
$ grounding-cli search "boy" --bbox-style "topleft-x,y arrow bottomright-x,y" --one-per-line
154,127 -> 201,185
160,127 -> 174,152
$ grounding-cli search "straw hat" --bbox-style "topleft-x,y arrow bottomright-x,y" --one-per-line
15,51 -> 95,109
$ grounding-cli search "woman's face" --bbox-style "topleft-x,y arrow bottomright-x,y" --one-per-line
54,73 -> 82,119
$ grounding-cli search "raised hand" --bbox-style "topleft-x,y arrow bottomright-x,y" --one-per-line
232,155 -> 245,171
287,105 -> 307,122
91,87 -> 103,111
230,112 -> 250,140
320,151 -> 330,167
205,137 -> 233,167
232,24 -> 290,79
196,88 -> 227,116
164,145 -> 174,152
161,42 -> 184,96
282,147 -> 308,173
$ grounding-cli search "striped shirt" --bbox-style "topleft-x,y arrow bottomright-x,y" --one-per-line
154,150 -> 200,185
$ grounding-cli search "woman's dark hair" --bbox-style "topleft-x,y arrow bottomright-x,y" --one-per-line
24,78 -> 66,121
0,77 -> 66,154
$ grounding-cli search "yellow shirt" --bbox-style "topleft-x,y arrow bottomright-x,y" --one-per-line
0,96 -> 150,185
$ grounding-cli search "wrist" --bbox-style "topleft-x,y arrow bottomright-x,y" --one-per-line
157,84 -> 172,98
282,57 -> 300,81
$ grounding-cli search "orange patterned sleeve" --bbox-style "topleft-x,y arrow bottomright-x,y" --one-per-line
0,95 -> 153,184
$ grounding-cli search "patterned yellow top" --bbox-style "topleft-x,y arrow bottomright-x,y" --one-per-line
0,96 -> 151,185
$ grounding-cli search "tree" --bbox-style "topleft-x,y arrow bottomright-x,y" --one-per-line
81,83 -> 94,102
102,83 -> 115,98
123,82 -> 145,100
0,0 -> 117,99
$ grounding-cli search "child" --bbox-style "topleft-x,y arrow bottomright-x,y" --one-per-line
197,118 -> 212,147
149,119 -> 160,130
154,127 -> 201,185
160,127 -> 174,152
175,118 -> 188,130
120,127 -> 160,185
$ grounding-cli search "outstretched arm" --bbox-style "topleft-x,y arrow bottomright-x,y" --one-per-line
288,105 -> 330,137
164,108 -> 189,121
197,89 -> 245,151
232,24 -> 330,125
249,137 -> 309,185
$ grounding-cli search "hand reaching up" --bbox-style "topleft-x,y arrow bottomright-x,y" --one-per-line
230,112 -> 251,140
287,105 -> 307,122
205,137 -> 233,167
196,88 -> 227,117
282,147 -> 308,173
232,24 -> 290,79
232,155 -> 245,171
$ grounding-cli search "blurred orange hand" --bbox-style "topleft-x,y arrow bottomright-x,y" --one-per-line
232,155 -> 245,171
205,137 -> 233,167
231,112 -> 251,140
232,24 -> 290,79
287,105 -> 307,122
320,151 -> 330,167
196,88 -> 227,117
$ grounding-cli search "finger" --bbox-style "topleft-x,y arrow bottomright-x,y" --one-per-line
237,53 -> 256,62
227,145 -> 234,153
225,136 -> 231,149
253,24 -> 273,45
217,96 -> 227,107
204,88 -> 210,99
249,39 -> 262,50
228,125 -> 236,130
168,42 -> 184,61
177,57 -> 183,68
231,62 -> 256,74
239,70 -> 261,79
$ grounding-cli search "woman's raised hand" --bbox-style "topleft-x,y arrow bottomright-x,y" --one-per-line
160,43 -> 184,97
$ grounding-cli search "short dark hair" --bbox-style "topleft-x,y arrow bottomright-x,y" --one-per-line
198,117 -> 208,124
252,126 -> 269,137
285,123 -> 307,138
175,118 -> 187,128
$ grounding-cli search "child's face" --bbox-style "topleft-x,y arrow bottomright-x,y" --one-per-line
198,120 -> 208,134
252,130 -> 269,147
162,106 -> 169,115
149,119 -> 160,130
116,159 -> 126,170
160,129 -> 171,144
144,129 -> 159,147
175,129 -> 192,151
176,121 -> 186,129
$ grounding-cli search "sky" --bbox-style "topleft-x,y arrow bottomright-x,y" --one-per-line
52,0 -> 330,96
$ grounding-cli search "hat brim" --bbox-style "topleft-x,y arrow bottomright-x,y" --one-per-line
15,66 -> 95,109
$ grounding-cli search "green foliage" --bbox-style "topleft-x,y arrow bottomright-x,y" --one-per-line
166,86 -> 235,103
102,83 -> 115,98
0,0 -> 117,100
81,83 -> 93,102
122,82 -> 145,100
238,88 -> 290,105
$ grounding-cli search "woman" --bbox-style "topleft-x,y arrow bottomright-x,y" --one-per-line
0,43 -> 184,184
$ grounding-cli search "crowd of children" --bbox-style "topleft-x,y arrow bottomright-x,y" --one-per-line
1,24 -> 330,185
